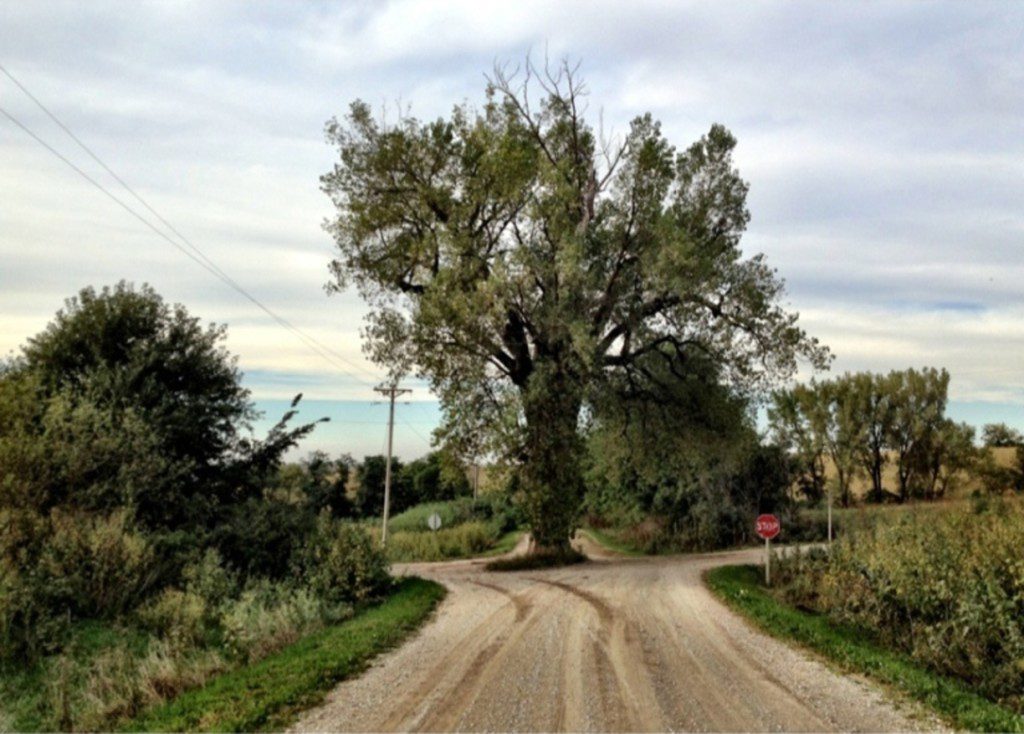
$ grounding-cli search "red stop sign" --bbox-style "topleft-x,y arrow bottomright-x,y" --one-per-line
755,514 -> 780,540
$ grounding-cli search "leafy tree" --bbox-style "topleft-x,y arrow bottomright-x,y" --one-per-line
354,455 -> 410,518
322,61 -> 828,550
982,422 -> 1023,448
820,377 -> 865,507
916,420 -> 977,499
768,385 -> 827,501
301,451 -> 355,518
887,367 -> 949,501
401,451 -> 471,504
850,372 -> 896,502
769,378 -> 863,507
12,282 -> 321,532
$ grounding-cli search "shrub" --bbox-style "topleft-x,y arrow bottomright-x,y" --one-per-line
0,509 -> 157,661
135,590 -> 209,649
300,515 -> 391,606
775,502 -> 1024,711
42,510 -> 158,619
181,549 -> 237,611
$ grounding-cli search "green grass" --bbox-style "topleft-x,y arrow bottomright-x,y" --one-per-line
579,527 -> 646,556
124,577 -> 445,733
705,564 -> 1024,732
0,620 -> 155,731
485,529 -> 524,556
386,500 -> 471,533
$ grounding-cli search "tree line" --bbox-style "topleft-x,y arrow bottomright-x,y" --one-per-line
769,367 -> 1005,505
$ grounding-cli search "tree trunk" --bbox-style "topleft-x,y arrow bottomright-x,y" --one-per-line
869,447 -> 884,503
520,362 -> 585,553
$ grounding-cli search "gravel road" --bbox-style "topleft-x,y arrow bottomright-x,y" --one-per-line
291,536 -> 942,732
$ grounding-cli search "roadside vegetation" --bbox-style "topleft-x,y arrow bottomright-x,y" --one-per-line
125,577 -> 444,732
709,498 -> 1024,730
376,495 -> 524,563
707,564 -> 1023,732
0,285 -> 448,731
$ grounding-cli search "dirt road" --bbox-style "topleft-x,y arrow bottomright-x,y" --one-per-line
292,537 -> 939,732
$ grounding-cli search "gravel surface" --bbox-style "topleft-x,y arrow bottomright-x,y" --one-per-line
291,537 -> 944,732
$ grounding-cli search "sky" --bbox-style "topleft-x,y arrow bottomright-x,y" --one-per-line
1,1 -> 1023,459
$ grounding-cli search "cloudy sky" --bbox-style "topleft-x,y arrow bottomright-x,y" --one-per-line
2,1 -> 1023,458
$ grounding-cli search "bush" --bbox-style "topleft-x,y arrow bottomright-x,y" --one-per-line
136,590 -> 209,649
42,510 -> 158,618
775,502 -> 1024,711
212,497 -> 315,581
0,510 -> 157,661
300,515 -> 391,606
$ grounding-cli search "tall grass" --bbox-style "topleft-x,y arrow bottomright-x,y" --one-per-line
775,499 -> 1024,712
384,521 -> 495,562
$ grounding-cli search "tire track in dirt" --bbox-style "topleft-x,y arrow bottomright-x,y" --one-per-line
291,545 -> 946,733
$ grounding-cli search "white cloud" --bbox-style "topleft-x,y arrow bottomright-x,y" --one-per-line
1,0 -> 1023,432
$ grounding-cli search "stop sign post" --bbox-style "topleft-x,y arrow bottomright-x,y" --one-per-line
755,514 -> 780,585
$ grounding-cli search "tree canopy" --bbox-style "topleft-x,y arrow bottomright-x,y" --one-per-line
323,61 -> 828,549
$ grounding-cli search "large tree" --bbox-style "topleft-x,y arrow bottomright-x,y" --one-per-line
323,62 -> 828,550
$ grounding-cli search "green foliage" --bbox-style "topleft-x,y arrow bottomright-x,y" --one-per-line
770,368 -> 966,504
212,497 -> 315,580
125,578 -> 445,733
0,510 -> 158,661
136,590 -> 211,650
383,521 -> 495,562
323,60 -> 827,549
982,422 -> 1023,448
707,565 -> 1023,733
20,282 -> 253,530
774,503 -> 1024,712
293,451 -> 354,518
0,283 -> 327,666
299,515 -> 391,607
220,585 -> 329,664
353,455 -> 405,518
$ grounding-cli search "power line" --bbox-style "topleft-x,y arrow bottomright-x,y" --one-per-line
0,63 -> 385,388
0,101 -> 368,382
399,416 -> 434,448
0,66 -> 446,458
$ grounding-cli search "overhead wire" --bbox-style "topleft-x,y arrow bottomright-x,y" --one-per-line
0,63 -> 383,389
1,65 -> 444,457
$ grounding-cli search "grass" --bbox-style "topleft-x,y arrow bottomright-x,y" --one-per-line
579,527 -> 646,556
485,529 -> 525,556
124,577 -> 445,733
485,547 -> 586,572
0,620 -> 156,731
705,564 -> 1024,733
386,499 -> 478,533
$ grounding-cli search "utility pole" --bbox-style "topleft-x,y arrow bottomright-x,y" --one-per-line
375,383 -> 411,545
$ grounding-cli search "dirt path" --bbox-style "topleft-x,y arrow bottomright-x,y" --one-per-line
291,537 -> 941,732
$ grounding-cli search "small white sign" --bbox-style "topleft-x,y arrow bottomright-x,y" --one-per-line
427,512 -> 442,531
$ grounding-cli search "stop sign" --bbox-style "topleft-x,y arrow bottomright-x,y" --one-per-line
755,514 -> 780,540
